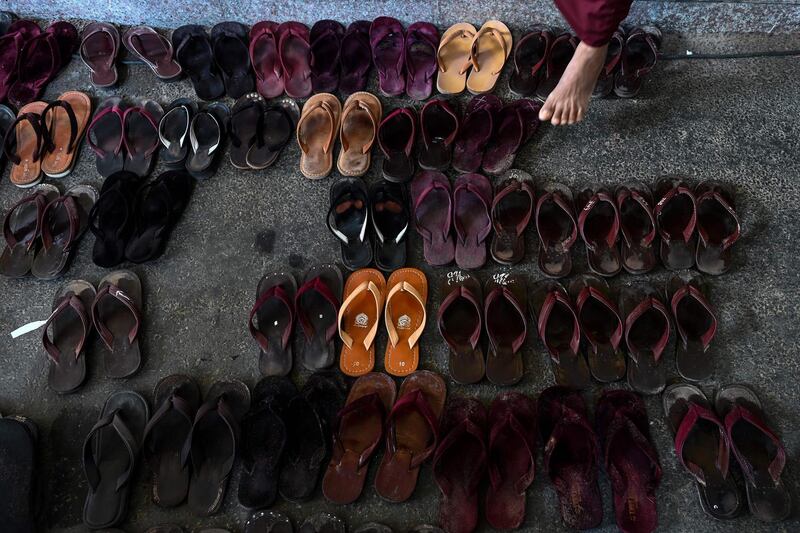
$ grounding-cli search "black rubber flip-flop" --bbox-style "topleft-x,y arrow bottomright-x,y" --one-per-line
369,180 -> 409,272
299,513 -> 346,533
143,375 -> 201,508
296,264 -> 343,371
0,184 -> 59,278
158,98 -> 197,167
82,390 -> 150,529
211,21 -> 255,98
88,171 -> 140,268
246,99 -> 299,170
123,99 -> 163,177
327,178 -> 372,270
184,380 -> 251,517
187,102 -> 228,180
250,272 -> 297,377
238,376 -> 296,510
92,269 -> 144,379
172,25 -> 225,101
229,93 -> 265,169
31,184 -> 98,280
124,170 -> 194,263
0,416 -> 38,533
87,96 -> 127,178
245,511 -> 294,533
42,279 -> 96,394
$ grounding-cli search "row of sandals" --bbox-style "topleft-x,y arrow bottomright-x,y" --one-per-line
5,374 -> 783,531
77,17 -> 660,101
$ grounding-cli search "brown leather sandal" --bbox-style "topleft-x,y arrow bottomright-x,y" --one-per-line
384,268 -> 428,377
338,268 -> 386,376
4,101 -> 47,188
296,92 -> 341,179
337,91 -> 381,177
41,91 -> 92,178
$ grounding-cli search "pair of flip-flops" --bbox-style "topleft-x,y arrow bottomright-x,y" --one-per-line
249,265 -> 343,376
228,93 -> 298,170
158,97 -> 229,180
0,183 -> 96,279
436,21 -> 512,95
142,376 -> 250,516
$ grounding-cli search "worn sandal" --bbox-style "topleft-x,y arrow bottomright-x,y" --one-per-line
0,183 -> 59,278
619,283 -> 671,395
296,264 -> 343,371
438,270 -> 484,384
338,268 -> 386,376
91,270 -> 144,379
249,272 -> 297,377
384,268 -> 428,377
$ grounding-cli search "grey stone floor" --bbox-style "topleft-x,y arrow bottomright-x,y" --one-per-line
0,26 -> 798,533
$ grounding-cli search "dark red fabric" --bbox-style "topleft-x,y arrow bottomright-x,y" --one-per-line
554,0 -> 633,47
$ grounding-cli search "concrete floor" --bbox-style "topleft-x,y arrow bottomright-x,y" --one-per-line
0,25 -> 798,533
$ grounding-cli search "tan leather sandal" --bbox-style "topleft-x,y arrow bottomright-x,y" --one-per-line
466,21 -> 512,95
4,101 -> 47,188
42,91 -> 93,178
436,23 -> 477,95
384,268 -> 428,377
338,268 -> 386,376
296,92 -> 341,179
337,91 -> 381,177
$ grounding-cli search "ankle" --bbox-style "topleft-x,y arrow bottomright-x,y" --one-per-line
574,41 -> 608,62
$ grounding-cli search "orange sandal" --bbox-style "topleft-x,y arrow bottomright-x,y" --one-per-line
338,268 -> 386,376
384,268 -> 428,377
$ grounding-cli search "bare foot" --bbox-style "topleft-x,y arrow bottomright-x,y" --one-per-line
539,42 -> 607,125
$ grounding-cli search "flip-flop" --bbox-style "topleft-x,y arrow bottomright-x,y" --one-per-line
662,383 -> 742,520
490,170 -> 535,265
384,268 -> 428,377
123,26 -> 182,80
436,23 -> 476,95
249,21 -> 284,99
246,511 -> 294,533
452,94 -> 501,173
655,176 -> 697,270
695,181 -> 741,275
88,171 -> 139,268
370,17 -> 405,97
0,20 -> 41,102
122,99 -> 163,177
537,386 -> 603,529
142,375 -> 201,507
375,370 -> 446,502
322,372 -> 396,504
535,33 -> 578,101
41,91 -> 93,178
86,96 -> 127,178
592,28 -> 625,98
297,93 -> 341,179
418,99 -> 459,171
247,98 -> 299,170
535,182 -> 578,278
327,178 -> 372,270
616,182 -> 657,274
0,416 -> 38,533
211,21 -> 255,98
296,264 -> 343,371
615,26 -> 661,98
249,272 -> 297,377
530,280 -> 589,389
481,99 -> 540,175
411,170 -> 455,267
82,390 -> 150,529
185,380 -> 251,516
4,101 -> 47,188
509,28 -> 552,97
0,183 -> 59,278
484,273 -> 528,386
619,283 -> 671,395
453,173 -> 492,270
715,384 -> 791,522
158,98 -> 197,168
369,180 -> 409,272
466,21 -> 512,95
568,274 -> 626,383
378,107 -> 417,183
92,269 -> 144,379
667,271 -> 718,381
338,268 -> 386,376
172,25 -> 225,100
187,102 -> 228,180
277,21 -> 312,98
576,186 -> 622,277
437,270 -> 484,384
337,91 -> 381,177
405,22 -> 439,101
41,279 -> 95,394
310,20 -> 344,94
229,93 -> 265,169
339,21 -> 372,95
31,184 -> 98,280
80,22 -> 120,88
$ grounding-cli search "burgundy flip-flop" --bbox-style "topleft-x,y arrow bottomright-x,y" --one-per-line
616,182 -> 657,274
509,27 -> 552,97
666,272 -> 718,382
249,21 -> 284,98
404,22 -> 439,100
576,186 -> 622,277
123,26 -> 182,80
452,94 -> 501,173
597,390 -> 662,533
0,20 -> 42,102
593,27 -> 624,98
655,176 -> 697,270
418,99 -> 459,171
535,32 -> 578,101
695,180 -> 741,275
278,21 -> 312,98
80,22 -> 120,88
482,99 -> 540,175
536,182 -> 578,278
484,274 -> 528,386
339,21 -> 372,95
378,107 -> 417,183
310,20 -> 345,93
619,283 -> 671,395
370,17 -> 405,97
437,270 -> 484,384
453,173 -> 492,270
411,170 -> 455,266
538,386 -> 603,530
490,170 -> 535,265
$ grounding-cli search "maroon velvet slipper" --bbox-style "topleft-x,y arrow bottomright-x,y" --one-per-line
249,21 -> 284,98
597,390 -> 662,533
405,22 -> 439,101
695,181 -> 741,275
0,20 -> 42,101
535,182 -> 577,278
486,392 -> 537,530
339,21 -> 372,95
411,171 -> 454,266
616,182 -> 657,274
310,20 -> 345,94
453,173 -> 492,270
452,95 -> 501,173
418,99 -> 459,171
538,386 -> 603,530
655,176 -> 697,270
378,107 -> 416,183
433,398 -> 487,533
576,186 -> 622,277
370,17 -> 405,97
482,99 -> 540,175
278,22 -> 312,99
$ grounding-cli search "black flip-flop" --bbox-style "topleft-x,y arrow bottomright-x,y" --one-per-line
211,22 -> 255,98
124,170 -> 194,263
299,513 -> 346,533
0,416 -> 38,533
369,180 -> 409,272
88,171 -> 140,268
0,184 -> 59,278
246,511 -> 294,533
82,390 -> 150,529
229,93 -> 265,169
238,376 -> 296,510
143,375 -> 201,508
92,270 -> 144,379
184,380 -> 251,517
158,98 -> 197,167
327,178 -> 372,270
187,102 -> 228,180
87,96 -> 127,178
296,264 -> 343,371
31,184 -> 98,280
123,99 -> 163,177
42,279 -> 96,394
246,99 -> 299,169
172,25 -> 225,101
250,272 -> 297,376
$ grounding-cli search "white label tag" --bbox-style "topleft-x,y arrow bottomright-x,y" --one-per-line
10,319 -> 49,338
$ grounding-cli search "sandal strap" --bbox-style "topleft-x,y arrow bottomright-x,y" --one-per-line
655,185 -> 697,242
546,34 -> 578,79
437,285 -> 482,350
39,195 -> 81,252
624,296 -> 671,363
485,286 -> 527,353
130,32 -> 171,69
42,99 -> 79,154
696,189 -> 741,250
453,181 -> 492,244
385,389 -> 439,467
158,104 -> 191,152
143,392 -> 194,457
229,100 -> 262,148
258,106 -> 294,152
433,418 -> 487,494
91,283 -> 141,350
616,187 -> 656,248
295,276 -> 340,342
575,285 -> 623,351
488,411 -> 535,491
385,281 -> 426,349
332,392 -> 386,469
671,284 -> 717,350
88,184 -> 131,239
181,395 -> 239,475
337,280 -> 382,350
189,111 -> 221,155
674,402 -> 730,484
420,101 -> 459,151
491,179 -> 535,237
248,26 -> 280,82
3,113 -> 44,165
413,179 -> 452,243
513,30 -> 550,77
470,26 -> 507,75
297,100 -> 336,155
80,26 -> 117,74
123,106 -> 161,157
603,411 -> 661,493
86,105 -> 125,157
41,294 -> 90,364
2,191 -> 48,249
248,284 -> 295,353
536,191 -> 578,250
83,408 -> 140,492
577,191 -> 620,250
537,289 -> 581,363
724,405 -> 785,485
